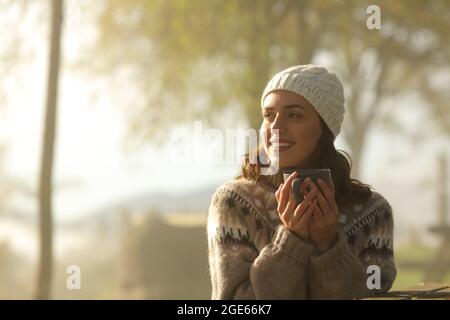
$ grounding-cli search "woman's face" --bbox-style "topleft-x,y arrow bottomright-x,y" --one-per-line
261,90 -> 323,169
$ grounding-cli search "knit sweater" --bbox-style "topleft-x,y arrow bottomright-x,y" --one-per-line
206,172 -> 397,300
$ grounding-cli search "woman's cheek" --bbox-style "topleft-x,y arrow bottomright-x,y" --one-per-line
261,124 -> 271,145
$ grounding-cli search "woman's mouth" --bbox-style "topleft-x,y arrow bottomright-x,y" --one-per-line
269,140 -> 295,152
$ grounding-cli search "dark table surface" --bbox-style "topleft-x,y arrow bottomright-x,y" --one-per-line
361,283 -> 450,300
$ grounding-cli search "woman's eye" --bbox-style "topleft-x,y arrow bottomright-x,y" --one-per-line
289,113 -> 302,119
264,113 -> 274,119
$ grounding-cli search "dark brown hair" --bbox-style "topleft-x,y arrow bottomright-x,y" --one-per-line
236,117 -> 373,211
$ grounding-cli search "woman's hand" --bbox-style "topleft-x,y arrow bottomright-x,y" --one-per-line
275,172 -> 319,242
308,178 -> 339,253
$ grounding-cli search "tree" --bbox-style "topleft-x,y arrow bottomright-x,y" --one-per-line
85,0 -> 449,178
35,0 -> 63,300
322,0 -> 450,176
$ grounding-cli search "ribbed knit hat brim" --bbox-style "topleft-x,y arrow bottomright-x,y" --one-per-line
261,64 -> 345,140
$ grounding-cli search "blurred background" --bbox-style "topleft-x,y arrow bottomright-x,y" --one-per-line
0,0 -> 449,299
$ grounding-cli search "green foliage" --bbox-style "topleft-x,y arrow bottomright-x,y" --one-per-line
83,0 -> 450,160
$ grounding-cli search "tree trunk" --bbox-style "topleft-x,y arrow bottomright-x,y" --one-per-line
349,136 -> 363,180
35,0 -> 63,300
344,118 -> 368,180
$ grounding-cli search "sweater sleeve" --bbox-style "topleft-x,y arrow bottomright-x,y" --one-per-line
207,185 -> 316,300
308,197 -> 397,300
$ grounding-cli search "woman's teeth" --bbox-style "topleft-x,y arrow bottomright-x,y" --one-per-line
270,142 -> 295,150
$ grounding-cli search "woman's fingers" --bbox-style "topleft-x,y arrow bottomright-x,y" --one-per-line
309,181 -> 331,217
293,187 -> 318,221
301,178 -> 312,199
275,183 -> 283,202
317,179 -> 338,215
312,203 -> 323,221
303,184 -> 319,205
293,196 -> 317,224
282,187 -> 297,224
298,198 -> 317,226
316,205 -> 323,219
277,172 -> 297,213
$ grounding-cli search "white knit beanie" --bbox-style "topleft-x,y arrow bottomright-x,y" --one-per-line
261,64 -> 345,141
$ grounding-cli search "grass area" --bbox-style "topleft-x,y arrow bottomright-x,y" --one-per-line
391,244 -> 450,290
392,269 -> 450,290
392,269 -> 425,290
395,244 -> 435,262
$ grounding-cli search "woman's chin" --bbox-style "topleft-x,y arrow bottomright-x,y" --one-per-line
281,155 -> 307,167
267,149 -> 305,169
268,158 -> 298,169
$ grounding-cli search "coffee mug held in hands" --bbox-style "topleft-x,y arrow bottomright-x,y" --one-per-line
283,169 -> 333,203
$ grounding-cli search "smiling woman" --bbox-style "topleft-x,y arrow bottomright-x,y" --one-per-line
207,64 -> 397,300
238,81 -> 373,213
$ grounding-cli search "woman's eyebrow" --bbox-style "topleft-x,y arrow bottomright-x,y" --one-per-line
263,104 -> 307,111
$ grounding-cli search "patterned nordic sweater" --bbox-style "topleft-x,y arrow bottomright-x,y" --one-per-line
206,173 -> 397,300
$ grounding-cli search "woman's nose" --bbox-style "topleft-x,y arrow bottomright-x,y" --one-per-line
271,114 -> 286,133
